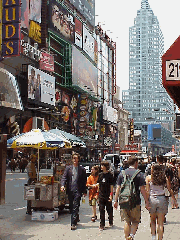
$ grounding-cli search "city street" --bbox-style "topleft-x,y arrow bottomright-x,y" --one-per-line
0,169 -> 179,239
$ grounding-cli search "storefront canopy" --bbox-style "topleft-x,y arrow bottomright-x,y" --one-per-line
162,35 -> 180,108
0,68 -> 23,122
49,128 -> 86,147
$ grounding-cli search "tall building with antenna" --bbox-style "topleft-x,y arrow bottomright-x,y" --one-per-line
122,0 -> 174,149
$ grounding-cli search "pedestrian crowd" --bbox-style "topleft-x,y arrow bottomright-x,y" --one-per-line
8,155 -> 28,173
61,153 -> 180,240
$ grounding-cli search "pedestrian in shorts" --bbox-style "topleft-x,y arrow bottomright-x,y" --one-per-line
146,162 -> 178,240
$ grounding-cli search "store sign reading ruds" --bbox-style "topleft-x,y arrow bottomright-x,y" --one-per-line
2,0 -> 20,57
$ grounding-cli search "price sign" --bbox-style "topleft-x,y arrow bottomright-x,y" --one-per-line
166,60 -> 180,81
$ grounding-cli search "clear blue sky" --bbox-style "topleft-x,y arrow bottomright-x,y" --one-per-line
95,0 -> 180,99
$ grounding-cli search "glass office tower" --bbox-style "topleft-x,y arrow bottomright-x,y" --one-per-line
122,0 -> 174,148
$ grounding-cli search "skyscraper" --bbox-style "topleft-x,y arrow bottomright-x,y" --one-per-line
122,0 -> 174,148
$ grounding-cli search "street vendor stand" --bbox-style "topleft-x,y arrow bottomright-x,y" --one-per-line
7,129 -> 72,215
24,154 -> 72,212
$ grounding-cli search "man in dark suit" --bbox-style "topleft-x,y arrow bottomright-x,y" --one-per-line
61,152 -> 87,230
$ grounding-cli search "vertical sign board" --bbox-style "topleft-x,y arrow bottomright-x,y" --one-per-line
2,0 -> 20,57
130,119 -> 134,142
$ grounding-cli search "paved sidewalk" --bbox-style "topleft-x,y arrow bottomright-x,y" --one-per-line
0,196 -> 179,240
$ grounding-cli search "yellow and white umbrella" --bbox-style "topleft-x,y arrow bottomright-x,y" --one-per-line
7,129 -> 71,180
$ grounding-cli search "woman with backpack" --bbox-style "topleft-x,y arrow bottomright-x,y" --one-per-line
146,163 -> 178,240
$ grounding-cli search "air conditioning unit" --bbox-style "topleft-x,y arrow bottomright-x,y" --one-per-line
32,117 -> 44,130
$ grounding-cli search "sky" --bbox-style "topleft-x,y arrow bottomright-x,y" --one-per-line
95,0 -> 180,100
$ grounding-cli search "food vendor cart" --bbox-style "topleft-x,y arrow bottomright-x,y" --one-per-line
24,154 -> 72,212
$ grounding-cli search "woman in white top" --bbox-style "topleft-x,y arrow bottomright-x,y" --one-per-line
146,163 -> 177,240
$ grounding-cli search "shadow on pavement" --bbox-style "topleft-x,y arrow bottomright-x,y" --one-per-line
1,234 -> 35,240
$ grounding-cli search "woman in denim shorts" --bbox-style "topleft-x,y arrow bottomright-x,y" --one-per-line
146,163 -> 178,240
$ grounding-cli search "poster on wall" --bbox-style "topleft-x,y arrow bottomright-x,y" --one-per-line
21,0 -> 29,30
72,46 -> 98,95
29,0 -> 41,23
74,18 -> 82,48
50,0 -> 75,42
28,66 -> 55,106
69,0 -> 95,27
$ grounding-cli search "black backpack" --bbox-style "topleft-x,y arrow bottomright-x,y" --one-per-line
119,169 -> 141,210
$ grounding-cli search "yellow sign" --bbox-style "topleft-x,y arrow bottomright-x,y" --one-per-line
29,20 -> 41,43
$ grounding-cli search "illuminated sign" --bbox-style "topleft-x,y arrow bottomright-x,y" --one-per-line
2,0 -> 20,57
29,20 -> 41,43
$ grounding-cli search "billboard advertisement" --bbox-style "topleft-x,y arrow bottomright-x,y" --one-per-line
69,0 -> 95,27
28,66 -> 55,106
50,0 -> 75,42
2,0 -> 21,57
21,0 -> 29,30
83,26 -> 95,61
72,45 -> 98,95
29,0 -> 41,23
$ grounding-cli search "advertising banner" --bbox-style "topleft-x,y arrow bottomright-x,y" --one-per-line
39,52 -> 54,72
74,18 -> 82,48
50,0 -> 75,42
72,45 -> 98,95
21,0 -> 29,30
2,0 -> 20,57
28,66 -> 55,106
29,0 -> 41,23
69,0 -> 95,27
83,25 -> 95,61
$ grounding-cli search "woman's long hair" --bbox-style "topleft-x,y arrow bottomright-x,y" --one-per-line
151,163 -> 166,186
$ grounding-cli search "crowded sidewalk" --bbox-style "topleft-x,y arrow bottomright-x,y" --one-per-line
0,195 -> 179,240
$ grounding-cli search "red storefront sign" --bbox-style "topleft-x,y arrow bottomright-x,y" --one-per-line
162,36 -> 180,108
39,52 -> 54,72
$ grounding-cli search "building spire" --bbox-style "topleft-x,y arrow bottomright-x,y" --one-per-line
141,0 -> 150,9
